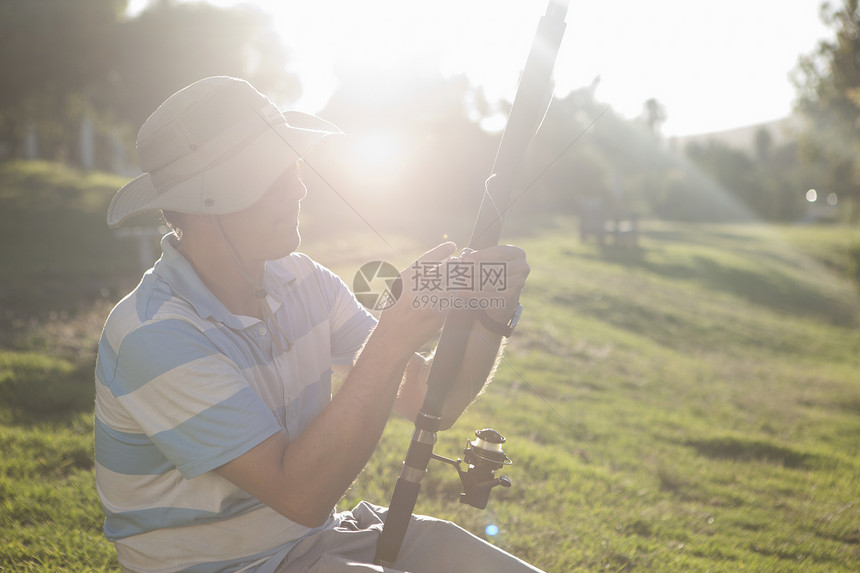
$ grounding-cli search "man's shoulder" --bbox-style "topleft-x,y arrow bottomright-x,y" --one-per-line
277,251 -> 325,274
272,252 -> 346,287
269,253 -> 361,317
101,274 -> 203,347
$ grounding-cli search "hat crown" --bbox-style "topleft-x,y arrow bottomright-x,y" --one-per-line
107,76 -> 340,228
136,76 -> 274,173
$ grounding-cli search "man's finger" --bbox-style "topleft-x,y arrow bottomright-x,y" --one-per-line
416,242 -> 457,263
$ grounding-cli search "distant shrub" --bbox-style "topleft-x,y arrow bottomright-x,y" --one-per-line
0,350 -> 92,414
848,243 -> 860,285
0,160 -> 154,291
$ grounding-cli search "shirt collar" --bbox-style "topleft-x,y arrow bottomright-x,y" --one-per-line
153,234 -> 299,328
263,254 -> 297,301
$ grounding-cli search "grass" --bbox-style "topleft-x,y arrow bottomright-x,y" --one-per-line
342,220 -> 860,572
1,162 -> 859,571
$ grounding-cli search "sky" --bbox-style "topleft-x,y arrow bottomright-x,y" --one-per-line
127,0 -> 833,137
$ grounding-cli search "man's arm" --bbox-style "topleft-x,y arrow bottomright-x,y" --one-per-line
216,243 -> 457,527
216,319 -> 417,527
216,243 -> 527,526
395,244 -> 528,430
393,323 -> 505,430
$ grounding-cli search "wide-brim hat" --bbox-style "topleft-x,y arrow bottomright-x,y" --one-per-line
107,76 -> 341,228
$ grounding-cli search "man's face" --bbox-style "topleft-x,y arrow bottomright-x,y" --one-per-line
216,162 -> 308,262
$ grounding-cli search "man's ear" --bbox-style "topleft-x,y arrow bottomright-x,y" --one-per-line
162,210 -> 188,241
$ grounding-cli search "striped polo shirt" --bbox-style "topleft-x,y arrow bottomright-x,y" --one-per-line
94,234 -> 376,572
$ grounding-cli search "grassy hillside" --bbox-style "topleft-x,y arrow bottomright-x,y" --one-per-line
340,221 -> 860,572
1,162 -> 858,571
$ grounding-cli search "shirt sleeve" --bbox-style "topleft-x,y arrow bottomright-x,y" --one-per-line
327,269 -> 377,366
293,255 -> 377,366
107,318 -> 282,479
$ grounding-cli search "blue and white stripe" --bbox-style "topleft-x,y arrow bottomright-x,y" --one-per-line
95,234 -> 375,572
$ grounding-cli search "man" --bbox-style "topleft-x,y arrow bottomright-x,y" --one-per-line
95,76 -> 540,572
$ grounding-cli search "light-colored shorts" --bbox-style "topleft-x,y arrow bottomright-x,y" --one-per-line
272,501 -> 545,573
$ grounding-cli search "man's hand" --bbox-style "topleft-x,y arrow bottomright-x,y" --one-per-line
458,244 -> 529,325
392,244 -> 529,427
374,242 -> 458,355
376,242 -> 529,354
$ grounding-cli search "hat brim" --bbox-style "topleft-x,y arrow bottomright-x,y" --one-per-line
107,111 -> 341,228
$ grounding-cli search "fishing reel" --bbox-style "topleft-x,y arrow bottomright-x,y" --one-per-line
432,428 -> 513,509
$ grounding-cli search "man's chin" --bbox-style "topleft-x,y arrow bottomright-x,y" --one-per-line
269,230 -> 301,260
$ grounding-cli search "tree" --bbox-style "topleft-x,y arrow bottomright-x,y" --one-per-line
793,0 -> 860,221
754,127 -> 772,163
307,55 -> 496,240
0,0 -> 297,169
642,98 -> 667,137
109,0 -> 298,130
0,0 -> 127,160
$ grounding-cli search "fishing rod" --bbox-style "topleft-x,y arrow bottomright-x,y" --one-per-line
374,1 -> 570,566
